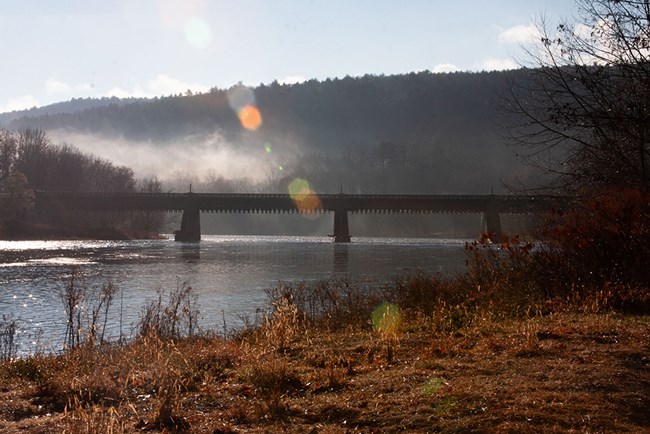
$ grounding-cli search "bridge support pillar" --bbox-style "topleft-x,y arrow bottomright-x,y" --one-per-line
175,207 -> 201,242
333,209 -> 351,243
484,199 -> 503,242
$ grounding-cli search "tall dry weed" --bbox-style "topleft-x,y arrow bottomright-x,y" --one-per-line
138,281 -> 199,339
62,403 -> 128,434
0,315 -> 18,361
262,294 -> 304,352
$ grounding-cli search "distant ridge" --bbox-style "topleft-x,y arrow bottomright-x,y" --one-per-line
1,70 -> 538,194
1,70 -> 515,145
0,96 -> 149,127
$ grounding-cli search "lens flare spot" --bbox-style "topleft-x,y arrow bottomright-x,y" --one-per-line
371,302 -> 402,334
227,86 -> 256,112
185,18 -> 212,49
278,166 -> 284,172
264,143 -> 272,153
288,178 -> 322,215
238,104 -> 263,130
421,376 -> 443,397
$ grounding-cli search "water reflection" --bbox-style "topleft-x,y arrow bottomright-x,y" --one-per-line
333,243 -> 349,273
180,243 -> 200,263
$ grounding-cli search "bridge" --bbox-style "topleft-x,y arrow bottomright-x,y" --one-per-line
34,191 -> 567,242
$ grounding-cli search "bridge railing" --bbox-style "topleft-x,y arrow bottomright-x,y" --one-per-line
34,191 -> 570,214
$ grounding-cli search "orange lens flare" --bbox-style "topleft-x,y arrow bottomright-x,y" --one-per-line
288,178 -> 322,215
238,104 -> 262,130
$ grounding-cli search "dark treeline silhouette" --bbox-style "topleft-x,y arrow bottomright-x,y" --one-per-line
0,96 -> 148,127
0,128 -> 163,238
3,70 -> 537,195
3,128 -> 134,192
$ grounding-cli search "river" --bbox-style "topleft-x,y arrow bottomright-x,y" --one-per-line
0,235 -> 469,355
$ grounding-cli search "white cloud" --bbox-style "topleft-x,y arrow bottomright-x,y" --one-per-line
45,78 -> 72,95
104,86 -> 143,99
431,63 -> 461,73
279,75 -> 306,85
477,57 -> 518,71
574,22 -> 594,40
147,74 -> 210,95
105,74 -> 211,99
0,95 -> 40,112
44,78 -> 96,100
498,23 -> 541,45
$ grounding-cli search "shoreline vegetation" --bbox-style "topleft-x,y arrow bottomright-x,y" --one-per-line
1,237 -> 648,433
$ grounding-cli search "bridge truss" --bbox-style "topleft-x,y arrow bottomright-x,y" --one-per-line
35,191 -> 567,242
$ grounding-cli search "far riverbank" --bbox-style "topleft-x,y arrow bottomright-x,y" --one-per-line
0,222 -> 163,241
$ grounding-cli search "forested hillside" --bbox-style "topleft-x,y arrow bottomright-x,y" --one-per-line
3,70 -> 535,195
0,97 -> 147,126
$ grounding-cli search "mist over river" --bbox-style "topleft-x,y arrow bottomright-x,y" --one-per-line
0,235 -> 468,355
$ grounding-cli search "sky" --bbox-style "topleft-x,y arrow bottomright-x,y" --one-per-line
0,0 -> 577,113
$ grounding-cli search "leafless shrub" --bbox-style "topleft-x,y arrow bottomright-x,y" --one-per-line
60,268 -> 119,349
0,315 -> 18,362
138,281 -> 200,339
61,268 -> 86,349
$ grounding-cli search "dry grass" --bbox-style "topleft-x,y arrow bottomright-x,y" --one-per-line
0,305 -> 648,433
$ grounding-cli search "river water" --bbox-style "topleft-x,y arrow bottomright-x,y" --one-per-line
0,235 -> 469,354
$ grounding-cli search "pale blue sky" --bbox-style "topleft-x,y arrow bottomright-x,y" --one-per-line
0,0 -> 576,112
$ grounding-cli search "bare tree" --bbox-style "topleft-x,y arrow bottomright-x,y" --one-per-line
506,0 -> 650,192
0,129 -> 17,182
132,176 -> 165,233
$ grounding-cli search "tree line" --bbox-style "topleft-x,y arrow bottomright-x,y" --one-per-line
0,128 -> 164,238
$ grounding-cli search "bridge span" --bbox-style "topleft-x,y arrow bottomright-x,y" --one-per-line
34,191 -> 566,242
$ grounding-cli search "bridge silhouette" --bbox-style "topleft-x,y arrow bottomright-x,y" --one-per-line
35,191 -> 565,242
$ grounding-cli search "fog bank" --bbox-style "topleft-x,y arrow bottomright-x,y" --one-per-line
47,129 -> 283,183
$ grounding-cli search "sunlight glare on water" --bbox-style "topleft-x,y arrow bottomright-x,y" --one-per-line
0,240 -> 123,251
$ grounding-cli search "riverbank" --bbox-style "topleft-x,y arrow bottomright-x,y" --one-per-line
0,311 -> 647,433
0,222 -> 163,241
1,236 -> 648,432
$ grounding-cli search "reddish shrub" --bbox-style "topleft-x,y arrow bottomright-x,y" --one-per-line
540,187 -> 650,310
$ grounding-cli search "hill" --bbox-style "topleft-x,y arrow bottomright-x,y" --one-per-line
2,70 -> 535,195
0,96 -> 148,127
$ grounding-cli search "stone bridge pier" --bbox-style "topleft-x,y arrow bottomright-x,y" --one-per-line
484,197 -> 503,242
174,207 -> 201,242
333,209 -> 351,243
